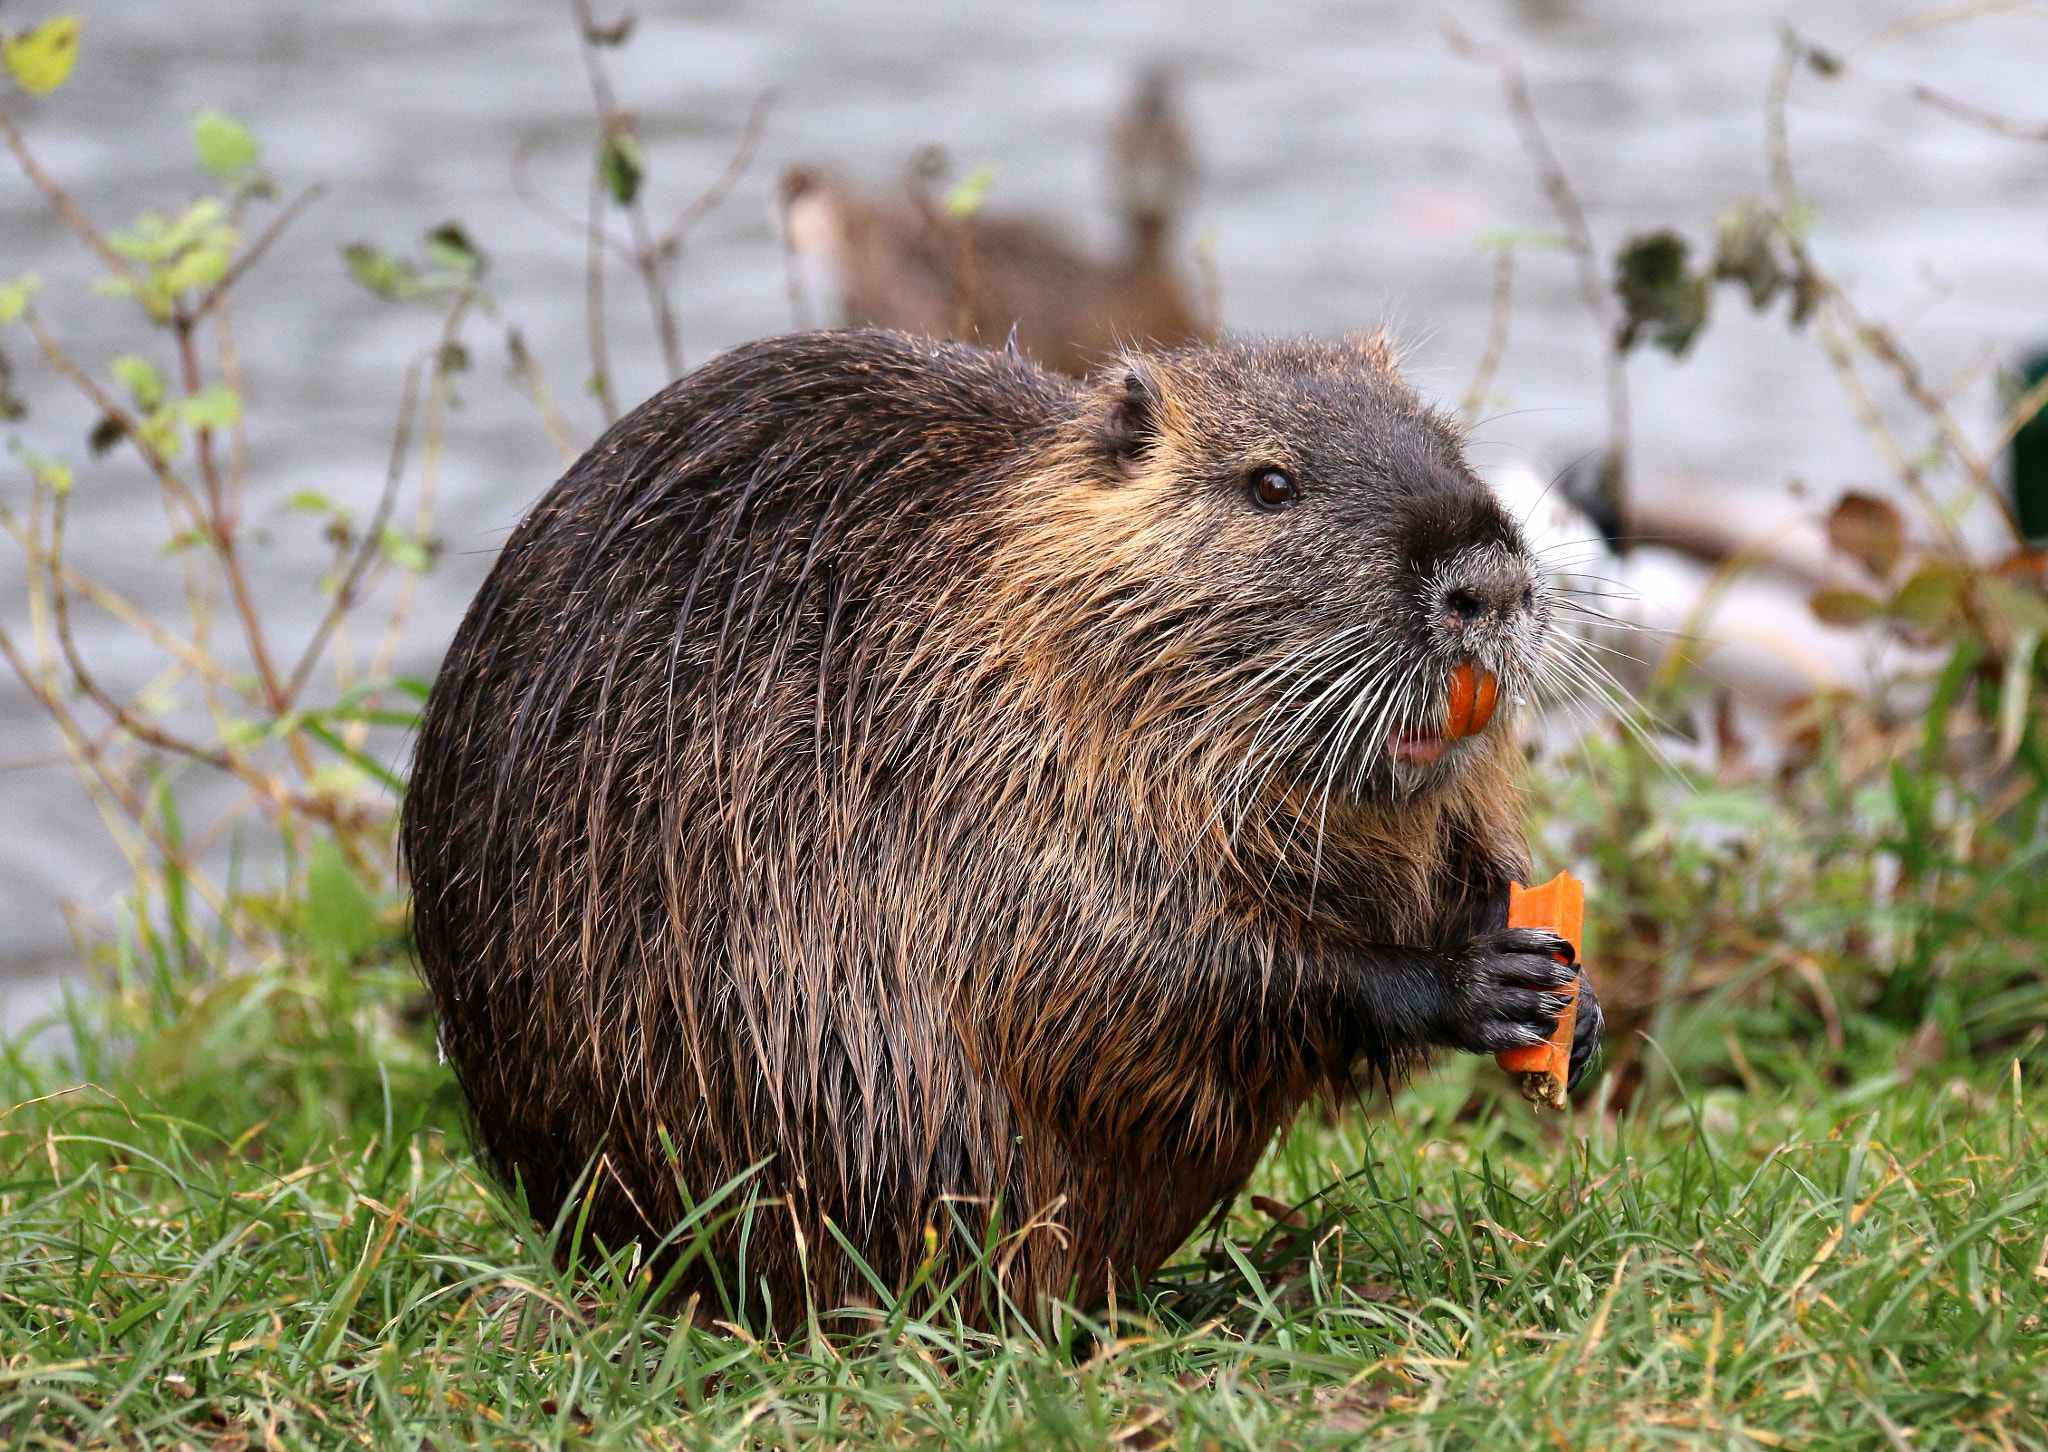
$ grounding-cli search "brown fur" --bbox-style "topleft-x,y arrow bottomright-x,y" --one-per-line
402,329 -> 1588,1332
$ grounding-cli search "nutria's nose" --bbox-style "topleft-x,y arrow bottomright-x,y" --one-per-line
1438,568 -> 1535,628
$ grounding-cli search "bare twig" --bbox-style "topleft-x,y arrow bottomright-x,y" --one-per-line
568,0 -> 682,378
508,327 -> 578,465
584,150 -> 617,423
0,505 -> 244,696
657,90 -> 775,251
1766,30 -> 1801,212
512,141 -> 637,264
1461,244 -> 1515,426
20,308 -> 209,528
564,3 -> 772,382
1836,0 -> 2048,73
1446,20 -> 1631,534
184,184 -> 328,326
1993,369 -> 2048,459
283,354 -> 427,703
169,311 -> 293,718
1910,83 -> 2048,141
366,301 -> 471,690
0,107 -> 131,277
44,487 -> 238,772
1824,279 -> 2023,539
1809,307 -> 1969,555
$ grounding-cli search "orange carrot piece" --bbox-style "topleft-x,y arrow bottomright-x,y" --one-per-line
1495,871 -> 1583,1110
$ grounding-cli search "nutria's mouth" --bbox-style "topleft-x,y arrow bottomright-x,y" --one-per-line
1388,663 -> 1502,769
1390,726 -> 1450,766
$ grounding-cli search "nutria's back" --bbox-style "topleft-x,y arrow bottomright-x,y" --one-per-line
404,328 -> 1598,1329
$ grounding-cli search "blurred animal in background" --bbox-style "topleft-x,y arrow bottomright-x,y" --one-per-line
1488,461 -> 1938,769
779,70 -> 1215,376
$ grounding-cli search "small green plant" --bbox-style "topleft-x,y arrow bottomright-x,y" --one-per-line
0,20 -> 457,952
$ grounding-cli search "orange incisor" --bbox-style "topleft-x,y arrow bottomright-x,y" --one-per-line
1495,870 -> 1583,1110
1444,662 -> 1499,740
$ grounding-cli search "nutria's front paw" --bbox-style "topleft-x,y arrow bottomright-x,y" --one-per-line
1440,927 -> 1578,1056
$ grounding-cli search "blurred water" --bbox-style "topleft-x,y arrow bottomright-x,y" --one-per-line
3,0 -> 2045,980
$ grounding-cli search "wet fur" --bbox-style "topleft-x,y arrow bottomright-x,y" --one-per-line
403,329 -> 1578,1329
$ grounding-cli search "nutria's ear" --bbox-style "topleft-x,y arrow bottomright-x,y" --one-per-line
1100,370 -> 1160,477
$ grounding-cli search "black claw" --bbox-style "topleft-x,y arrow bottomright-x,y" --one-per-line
1565,969 -> 1605,1093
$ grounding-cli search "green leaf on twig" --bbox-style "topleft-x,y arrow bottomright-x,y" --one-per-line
0,274 -> 40,327
1891,563 -> 1966,630
944,162 -> 999,221
110,355 -> 165,411
176,386 -> 241,431
1614,231 -> 1711,357
192,109 -> 259,178
422,222 -> 486,280
598,129 -> 645,207
13,446 -> 73,498
3,17 -> 82,96
103,200 -> 239,320
342,243 -> 421,301
377,527 -> 432,573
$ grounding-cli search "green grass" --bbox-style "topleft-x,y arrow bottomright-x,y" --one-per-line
3,963 -> 2044,1450
2,704 -> 2043,1449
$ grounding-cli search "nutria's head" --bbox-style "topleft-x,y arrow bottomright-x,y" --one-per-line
1002,335 -> 1549,819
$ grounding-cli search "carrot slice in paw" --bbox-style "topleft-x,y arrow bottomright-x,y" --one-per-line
1495,870 -> 1583,1110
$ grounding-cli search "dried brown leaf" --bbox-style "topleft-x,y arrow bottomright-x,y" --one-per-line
1825,491 -> 1906,580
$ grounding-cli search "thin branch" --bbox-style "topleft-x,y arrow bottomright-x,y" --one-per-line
508,327 -> 578,465
44,484 -> 237,771
0,503 -> 245,695
0,107 -> 131,277
1910,83 -> 2048,141
1836,0 -> 2048,73
282,354 -> 425,702
1826,282 -> 2024,540
1766,30 -> 1800,213
1445,19 -> 1631,533
1461,244 -> 1515,426
657,89 -> 775,251
1992,367 -> 2048,459
1810,305 -> 1971,556
184,183 -> 328,326
584,151 -> 618,422
567,0 -> 653,388
20,308 -> 209,528
0,616 -> 242,923
169,312 -> 291,715
512,140 -> 638,264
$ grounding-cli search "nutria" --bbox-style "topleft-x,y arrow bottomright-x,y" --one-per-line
779,71 -> 1212,375
402,328 -> 1602,1330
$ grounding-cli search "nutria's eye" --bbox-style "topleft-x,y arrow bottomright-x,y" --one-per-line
1248,468 -> 1299,512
